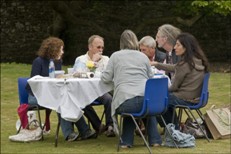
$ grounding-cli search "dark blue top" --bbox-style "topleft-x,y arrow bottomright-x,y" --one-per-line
26,57 -> 62,95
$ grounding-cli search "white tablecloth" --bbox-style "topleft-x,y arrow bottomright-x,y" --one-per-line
28,75 -> 113,122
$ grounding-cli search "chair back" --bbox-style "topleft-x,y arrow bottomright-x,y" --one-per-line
18,77 -> 29,105
190,72 -> 210,109
134,78 -> 169,117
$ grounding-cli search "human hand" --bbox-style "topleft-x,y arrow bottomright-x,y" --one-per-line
92,52 -> 102,62
150,61 -> 158,66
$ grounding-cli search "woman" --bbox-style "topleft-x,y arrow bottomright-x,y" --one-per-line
151,32 -> 209,126
26,37 -> 96,141
101,30 -> 162,148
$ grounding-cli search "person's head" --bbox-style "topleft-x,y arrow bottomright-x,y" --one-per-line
88,35 -> 104,56
174,32 -> 209,72
120,30 -> 139,50
37,37 -> 64,60
139,36 -> 156,61
156,24 -> 181,51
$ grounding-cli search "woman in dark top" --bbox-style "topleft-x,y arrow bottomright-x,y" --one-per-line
26,37 -> 96,141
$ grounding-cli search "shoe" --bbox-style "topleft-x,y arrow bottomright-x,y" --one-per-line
98,124 -> 107,134
81,129 -> 97,140
120,144 -> 132,149
67,132 -> 79,142
43,129 -> 50,136
105,126 -> 115,137
150,143 -> 162,147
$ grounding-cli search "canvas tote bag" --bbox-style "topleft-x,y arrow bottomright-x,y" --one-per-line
204,105 -> 231,139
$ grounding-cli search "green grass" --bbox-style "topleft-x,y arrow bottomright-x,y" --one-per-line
1,63 -> 230,154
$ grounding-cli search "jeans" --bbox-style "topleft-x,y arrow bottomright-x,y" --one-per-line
28,94 -> 51,131
58,114 -> 90,140
83,93 -> 113,131
116,96 -> 162,146
161,93 -> 198,128
28,94 -> 38,105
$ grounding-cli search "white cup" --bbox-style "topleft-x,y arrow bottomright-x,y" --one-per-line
55,70 -> 65,78
87,72 -> 94,78
67,68 -> 74,74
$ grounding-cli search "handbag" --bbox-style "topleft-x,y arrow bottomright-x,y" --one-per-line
204,105 -> 231,139
181,117 -> 208,138
9,120 -> 42,142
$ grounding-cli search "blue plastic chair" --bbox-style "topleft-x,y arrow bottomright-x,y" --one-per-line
117,78 -> 178,154
172,73 -> 210,142
17,77 -> 45,140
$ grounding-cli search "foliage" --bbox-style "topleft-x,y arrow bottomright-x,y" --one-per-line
192,0 -> 231,16
1,63 -> 231,153
173,0 -> 231,17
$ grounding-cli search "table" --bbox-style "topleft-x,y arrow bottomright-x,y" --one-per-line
28,75 -> 113,122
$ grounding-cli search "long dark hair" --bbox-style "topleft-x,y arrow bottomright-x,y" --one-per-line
177,33 -> 209,72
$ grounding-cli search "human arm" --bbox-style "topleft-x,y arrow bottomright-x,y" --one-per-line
169,63 -> 190,92
101,54 -> 114,83
151,61 -> 175,72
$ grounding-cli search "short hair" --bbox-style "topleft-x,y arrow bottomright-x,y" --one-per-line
88,35 -> 104,46
120,30 -> 139,50
37,37 -> 64,59
139,36 -> 156,48
158,24 -> 181,46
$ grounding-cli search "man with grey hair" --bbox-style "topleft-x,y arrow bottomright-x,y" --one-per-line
155,24 -> 181,78
73,35 -> 115,137
139,36 -> 166,63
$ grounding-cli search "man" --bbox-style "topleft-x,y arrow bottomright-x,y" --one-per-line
155,24 -> 181,128
73,35 -> 115,137
136,36 -> 166,136
155,24 -> 181,79
139,35 -> 166,63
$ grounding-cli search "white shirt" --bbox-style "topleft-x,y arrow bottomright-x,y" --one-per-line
73,52 -> 109,72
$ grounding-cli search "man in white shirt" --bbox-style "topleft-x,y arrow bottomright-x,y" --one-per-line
73,35 -> 115,137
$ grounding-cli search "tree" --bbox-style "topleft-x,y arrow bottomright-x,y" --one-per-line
176,0 -> 231,26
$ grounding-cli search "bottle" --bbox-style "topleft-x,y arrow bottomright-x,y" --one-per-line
49,59 -> 55,78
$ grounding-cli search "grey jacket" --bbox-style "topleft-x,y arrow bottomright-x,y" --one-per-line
155,57 -> 205,100
101,49 -> 153,117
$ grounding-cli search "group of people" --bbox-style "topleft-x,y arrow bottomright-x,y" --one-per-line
25,23 -> 209,148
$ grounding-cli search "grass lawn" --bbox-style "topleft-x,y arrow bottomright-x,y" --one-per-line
1,63 -> 230,154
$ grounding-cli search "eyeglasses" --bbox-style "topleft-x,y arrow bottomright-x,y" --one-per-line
96,46 -> 104,49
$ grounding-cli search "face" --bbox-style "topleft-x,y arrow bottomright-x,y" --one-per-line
89,38 -> 104,55
174,40 -> 185,56
155,31 -> 167,48
139,44 -> 155,60
57,46 -> 64,60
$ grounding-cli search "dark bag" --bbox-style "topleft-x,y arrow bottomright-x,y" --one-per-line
181,117 -> 208,138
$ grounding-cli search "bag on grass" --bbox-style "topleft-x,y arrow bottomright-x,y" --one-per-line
204,105 -> 231,139
181,117 -> 208,138
9,120 -> 42,142
165,123 -> 195,148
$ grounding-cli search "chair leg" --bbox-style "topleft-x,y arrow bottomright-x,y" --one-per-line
55,116 -> 60,147
160,116 -> 178,148
186,109 -> 210,142
117,114 -> 152,154
17,125 -> 22,134
117,115 -> 123,152
130,116 -> 152,154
